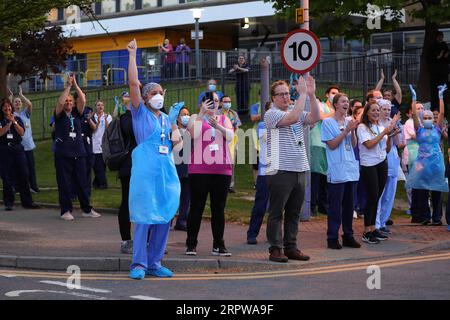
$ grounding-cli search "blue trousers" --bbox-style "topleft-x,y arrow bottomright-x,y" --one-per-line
247,175 -> 269,240
55,155 -> 92,215
327,182 -> 356,240
376,175 -> 398,229
131,223 -> 170,271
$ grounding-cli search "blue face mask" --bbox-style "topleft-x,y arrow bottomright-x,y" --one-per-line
423,119 -> 433,129
222,103 -> 231,110
180,115 -> 190,127
208,84 -> 216,92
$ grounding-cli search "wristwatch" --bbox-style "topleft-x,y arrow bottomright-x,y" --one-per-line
13,121 -> 18,125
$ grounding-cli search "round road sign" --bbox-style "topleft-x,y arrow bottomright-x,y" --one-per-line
281,29 -> 321,74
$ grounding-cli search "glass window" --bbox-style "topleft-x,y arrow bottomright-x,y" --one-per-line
102,0 -> 116,15
121,0 -> 135,11
371,33 -> 392,50
161,0 -> 179,7
142,0 -> 157,8
404,31 -> 424,50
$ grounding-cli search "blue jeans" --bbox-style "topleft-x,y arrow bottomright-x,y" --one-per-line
247,176 -> 269,240
327,182 -> 356,240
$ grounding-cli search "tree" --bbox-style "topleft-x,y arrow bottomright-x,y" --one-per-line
264,0 -> 450,101
0,0 -> 96,99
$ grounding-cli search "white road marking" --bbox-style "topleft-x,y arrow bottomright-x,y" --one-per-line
5,290 -> 107,300
130,295 -> 163,300
0,274 -> 17,278
39,280 -> 111,293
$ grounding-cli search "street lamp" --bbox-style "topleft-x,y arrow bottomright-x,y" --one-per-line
191,8 -> 203,80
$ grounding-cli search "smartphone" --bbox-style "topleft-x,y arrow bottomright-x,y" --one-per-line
204,91 -> 214,102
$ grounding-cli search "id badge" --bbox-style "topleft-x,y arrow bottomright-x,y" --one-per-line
209,144 -> 219,152
159,145 -> 169,154
69,132 -> 77,138
7,134 -> 13,140
25,122 -> 30,128
345,144 -> 351,151
87,137 -> 91,145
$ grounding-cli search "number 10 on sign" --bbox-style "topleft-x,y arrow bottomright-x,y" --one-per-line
281,29 -> 321,74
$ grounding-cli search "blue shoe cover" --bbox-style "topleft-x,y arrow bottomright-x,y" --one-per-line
146,266 -> 173,278
129,268 -> 145,280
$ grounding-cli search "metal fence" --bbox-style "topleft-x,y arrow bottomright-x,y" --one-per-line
16,47 -> 422,94
18,47 -> 424,141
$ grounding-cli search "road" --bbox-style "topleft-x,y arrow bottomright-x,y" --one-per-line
0,251 -> 449,301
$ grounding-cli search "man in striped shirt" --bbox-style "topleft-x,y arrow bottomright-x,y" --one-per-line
264,76 -> 320,263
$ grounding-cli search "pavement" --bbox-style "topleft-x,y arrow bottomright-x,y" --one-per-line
0,205 -> 449,273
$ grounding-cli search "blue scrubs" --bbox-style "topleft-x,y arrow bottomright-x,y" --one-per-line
376,126 -> 402,229
129,102 -> 180,272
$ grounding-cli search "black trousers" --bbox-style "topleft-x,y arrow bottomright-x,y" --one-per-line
176,177 -> 190,227
411,189 -> 443,223
186,174 -> 231,248
24,150 -> 38,191
93,153 -> 107,188
311,172 -> 328,214
0,145 -> 33,207
360,160 -> 388,227
55,154 -> 92,215
119,175 -> 131,241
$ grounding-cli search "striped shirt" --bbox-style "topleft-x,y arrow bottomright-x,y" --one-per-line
264,107 -> 310,174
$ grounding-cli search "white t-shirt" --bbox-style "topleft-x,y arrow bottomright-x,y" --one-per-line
357,123 -> 387,167
92,113 -> 112,154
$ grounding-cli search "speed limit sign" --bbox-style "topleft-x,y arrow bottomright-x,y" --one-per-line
281,29 -> 321,74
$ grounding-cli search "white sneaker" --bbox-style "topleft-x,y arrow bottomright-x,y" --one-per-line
353,211 -> 358,219
61,212 -> 75,221
82,209 -> 101,218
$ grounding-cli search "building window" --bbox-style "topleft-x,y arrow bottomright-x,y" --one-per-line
121,0 -> 135,11
102,0 -> 117,14
370,33 -> 392,50
404,31 -> 424,51
161,0 -> 179,6
142,0 -> 157,8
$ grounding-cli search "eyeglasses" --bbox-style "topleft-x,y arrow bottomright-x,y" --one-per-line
273,92 -> 290,97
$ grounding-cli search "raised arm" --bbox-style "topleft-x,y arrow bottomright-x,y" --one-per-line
304,76 -> 321,126
18,85 -> 32,114
55,77 -> 74,117
72,75 -> 85,115
437,84 -> 447,127
127,39 -> 142,109
375,69 -> 385,91
409,85 -> 419,131
391,70 -> 402,104
276,76 -> 307,127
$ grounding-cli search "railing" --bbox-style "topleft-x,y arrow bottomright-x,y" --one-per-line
16,48 -> 423,95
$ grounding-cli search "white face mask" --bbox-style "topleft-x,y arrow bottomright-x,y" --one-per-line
148,94 -> 164,110
328,94 -> 335,104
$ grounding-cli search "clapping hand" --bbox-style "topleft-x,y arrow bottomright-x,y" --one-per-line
305,75 -> 316,96
169,101 -> 185,125
346,119 -> 359,131
296,75 -> 307,95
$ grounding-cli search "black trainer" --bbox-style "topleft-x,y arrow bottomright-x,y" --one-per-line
372,229 -> 388,241
185,246 -> 197,256
342,237 -> 361,248
386,219 -> 394,226
212,247 -> 232,257
362,232 -> 380,244
431,221 -> 443,226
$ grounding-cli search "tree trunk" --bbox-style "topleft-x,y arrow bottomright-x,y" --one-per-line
0,52 -> 7,100
417,20 -> 438,102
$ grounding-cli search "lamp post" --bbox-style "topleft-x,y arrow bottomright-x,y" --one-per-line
191,8 -> 203,80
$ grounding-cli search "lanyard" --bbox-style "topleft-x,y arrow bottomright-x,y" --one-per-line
69,114 -> 75,132
160,115 -> 166,143
203,116 -> 216,141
